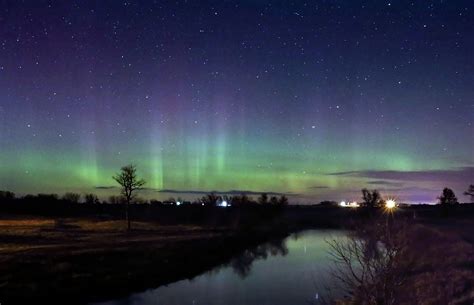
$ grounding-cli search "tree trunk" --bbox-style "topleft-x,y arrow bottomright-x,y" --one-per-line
126,200 -> 131,230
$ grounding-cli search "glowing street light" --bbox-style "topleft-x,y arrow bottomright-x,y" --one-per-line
385,199 -> 396,209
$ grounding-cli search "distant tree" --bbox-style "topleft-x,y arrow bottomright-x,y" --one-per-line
229,195 -> 240,206
113,164 -> 146,230
258,193 -> 268,205
133,197 -> 146,204
464,185 -> 474,203
222,195 -> 231,204
438,188 -> 458,205
241,194 -> 252,205
149,199 -> 162,206
41,193 -> 59,200
108,195 -> 125,204
361,189 -> 383,208
62,192 -> 81,204
278,195 -> 289,206
319,200 -> 338,207
0,191 -> 15,200
201,193 -> 219,206
269,196 -> 279,205
227,194 -> 254,207
30,194 -> 59,202
164,197 -> 176,204
84,193 -> 99,204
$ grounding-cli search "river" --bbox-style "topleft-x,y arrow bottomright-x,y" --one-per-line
92,230 -> 345,305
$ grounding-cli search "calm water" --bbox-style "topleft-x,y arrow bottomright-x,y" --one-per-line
92,230 -> 344,305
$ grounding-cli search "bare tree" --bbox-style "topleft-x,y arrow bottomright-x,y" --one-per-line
258,193 -> 268,205
327,219 -> 410,305
278,195 -> 289,206
84,193 -> 99,204
464,184 -> 474,203
62,192 -> 81,203
269,196 -> 279,205
201,192 -> 219,206
229,194 -> 251,207
108,195 -> 125,204
0,191 -> 15,200
113,164 -> 145,230
361,189 -> 383,208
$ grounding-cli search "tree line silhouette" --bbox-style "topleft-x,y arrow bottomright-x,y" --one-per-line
0,164 -> 472,230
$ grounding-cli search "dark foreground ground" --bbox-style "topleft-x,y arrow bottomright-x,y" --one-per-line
402,217 -> 474,305
0,217 -> 292,305
0,205 -> 473,305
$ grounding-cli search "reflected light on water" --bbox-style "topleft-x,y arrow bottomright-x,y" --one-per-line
91,230 -> 346,305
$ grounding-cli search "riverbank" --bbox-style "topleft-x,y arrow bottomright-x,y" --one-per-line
333,214 -> 474,305
399,218 -> 474,305
0,216 -> 292,305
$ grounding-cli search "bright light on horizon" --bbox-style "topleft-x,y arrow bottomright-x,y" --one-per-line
349,201 -> 359,208
340,201 -> 359,208
385,199 -> 396,209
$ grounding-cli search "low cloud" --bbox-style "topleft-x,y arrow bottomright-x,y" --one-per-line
95,186 -> 292,196
158,189 -> 292,196
95,186 -> 158,191
383,186 -> 439,193
367,180 -> 404,187
95,186 -> 117,190
327,166 -> 474,182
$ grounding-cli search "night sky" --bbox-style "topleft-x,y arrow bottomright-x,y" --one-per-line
1,1 -> 473,203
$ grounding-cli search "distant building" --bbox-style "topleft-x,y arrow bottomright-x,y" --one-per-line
339,201 -> 360,208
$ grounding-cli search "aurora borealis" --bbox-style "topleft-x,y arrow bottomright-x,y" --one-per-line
0,1 -> 473,203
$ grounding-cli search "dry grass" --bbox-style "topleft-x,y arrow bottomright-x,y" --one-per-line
399,221 -> 474,305
0,214 -> 251,304
0,216 -> 218,258
0,219 -> 55,227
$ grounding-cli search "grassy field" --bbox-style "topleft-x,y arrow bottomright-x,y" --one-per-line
0,216 -> 215,256
0,215 -> 278,304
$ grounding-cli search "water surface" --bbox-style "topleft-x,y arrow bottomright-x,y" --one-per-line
93,230 -> 344,305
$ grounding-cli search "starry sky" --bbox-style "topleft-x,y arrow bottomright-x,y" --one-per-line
0,1 -> 473,204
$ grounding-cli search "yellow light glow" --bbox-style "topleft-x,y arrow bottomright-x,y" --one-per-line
349,201 -> 360,208
385,199 -> 396,209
